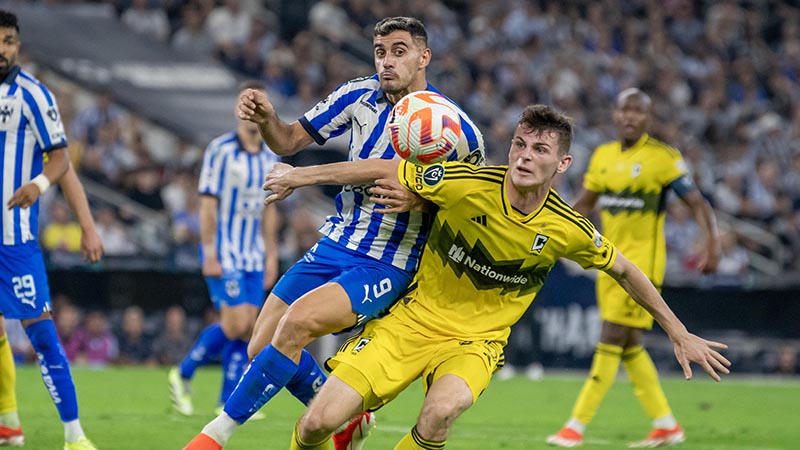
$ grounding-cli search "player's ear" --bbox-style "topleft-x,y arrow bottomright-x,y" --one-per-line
556,154 -> 573,174
419,47 -> 431,69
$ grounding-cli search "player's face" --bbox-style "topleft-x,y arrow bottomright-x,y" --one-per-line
507,125 -> 572,191
374,31 -> 430,98
0,27 -> 19,77
612,95 -> 650,143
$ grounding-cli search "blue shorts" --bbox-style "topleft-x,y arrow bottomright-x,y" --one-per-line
0,242 -> 52,320
206,270 -> 265,309
272,237 -> 414,327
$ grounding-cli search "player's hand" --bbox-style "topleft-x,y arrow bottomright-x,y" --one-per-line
696,246 -> 720,274
237,89 -> 274,124
202,258 -> 223,278
671,332 -> 730,381
370,178 -> 427,214
6,183 -> 42,209
263,162 -> 298,205
81,227 -> 104,263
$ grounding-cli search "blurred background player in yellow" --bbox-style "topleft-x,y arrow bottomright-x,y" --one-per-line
262,104 -> 729,450
547,88 -> 721,448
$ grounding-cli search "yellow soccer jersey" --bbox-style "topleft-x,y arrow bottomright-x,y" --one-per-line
393,161 -> 617,345
583,133 -> 687,284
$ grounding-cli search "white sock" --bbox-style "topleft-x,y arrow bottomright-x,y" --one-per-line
566,417 -> 586,434
0,411 -> 20,428
201,412 -> 240,446
64,419 -> 85,443
653,414 -> 677,430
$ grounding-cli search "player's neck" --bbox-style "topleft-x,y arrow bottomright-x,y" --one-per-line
385,78 -> 428,105
237,128 -> 262,153
507,183 -> 549,215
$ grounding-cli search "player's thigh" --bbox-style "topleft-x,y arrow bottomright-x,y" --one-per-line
280,282 -> 354,339
425,340 -> 503,404
0,243 -> 52,320
327,315 -> 431,411
597,274 -> 654,330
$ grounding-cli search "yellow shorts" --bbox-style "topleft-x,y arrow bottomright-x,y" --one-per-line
596,273 -> 656,330
326,313 -> 504,412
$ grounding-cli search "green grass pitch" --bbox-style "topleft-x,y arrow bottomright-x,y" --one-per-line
14,365 -> 798,449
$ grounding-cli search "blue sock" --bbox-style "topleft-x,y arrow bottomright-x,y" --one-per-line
223,344 -> 297,423
219,339 -> 248,405
179,323 -> 228,379
285,350 -> 327,406
24,320 -> 79,422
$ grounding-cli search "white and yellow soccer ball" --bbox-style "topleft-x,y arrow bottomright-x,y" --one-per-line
387,91 -> 463,165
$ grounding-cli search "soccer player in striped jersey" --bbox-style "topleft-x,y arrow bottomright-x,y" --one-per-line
168,80 -> 281,418
0,10 -> 99,450
263,104 -> 729,450
547,88 -> 721,448
182,16 -> 484,450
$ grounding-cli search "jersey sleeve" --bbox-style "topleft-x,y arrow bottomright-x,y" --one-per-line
198,141 -> 224,197
566,224 -> 618,271
397,161 -> 460,208
658,147 -> 689,186
581,146 -> 604,192
23,84 -> 67,152
300,79 -> 364,145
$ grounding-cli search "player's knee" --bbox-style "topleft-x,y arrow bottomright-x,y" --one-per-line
419,398 -> 468,427
220,320 -> 251,340
299,409 -> 337,436
274,314 -> 316,350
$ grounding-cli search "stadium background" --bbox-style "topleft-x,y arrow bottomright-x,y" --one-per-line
3,0 -> 799,378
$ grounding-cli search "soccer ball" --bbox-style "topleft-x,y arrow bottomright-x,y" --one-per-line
387,91 -> 463,165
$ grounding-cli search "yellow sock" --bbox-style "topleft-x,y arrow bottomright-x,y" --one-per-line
571,342 -> 623,424
0,334 -> 18,415
394,426 -> 445,450
290,423 -> 330,450
622,345 -> 671,419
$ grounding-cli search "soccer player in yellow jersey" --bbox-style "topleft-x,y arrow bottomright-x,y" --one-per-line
263,104 -> 729,450
547,88 -> 721,448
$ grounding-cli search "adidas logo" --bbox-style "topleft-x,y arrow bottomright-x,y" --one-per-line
470,215 -> 487,226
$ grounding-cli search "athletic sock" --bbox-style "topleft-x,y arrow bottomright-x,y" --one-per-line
219,339 -> 248,404
290,423 -> 330,450
286,350 -> 327,406
63,419 -> 86,443
394,426 -> 445,449
0,334 -> 18,418
223,344 -> 297,423
180,323 -> 228,379
571,342 -> 623,424
24,320 -> 80,423
622,345 -> 672,421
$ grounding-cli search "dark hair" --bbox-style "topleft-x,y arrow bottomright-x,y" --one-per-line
518,105 -> 574,155
374,17 -> 427,47
238,79 -> 266,93
0,10 -> 19,33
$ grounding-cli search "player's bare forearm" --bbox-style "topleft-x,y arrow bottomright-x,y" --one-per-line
684,191 -> 721,273
198,195 -> 219,262
606,253 -> 730,380
236,89 -> 312,155
42,147 -> 70,185
7,147 -> 70,209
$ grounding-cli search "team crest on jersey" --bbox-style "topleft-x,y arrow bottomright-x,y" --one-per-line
593,230 -> 604,248
423,164 -> 444,186
0,103 -> 13,123
225,279 -> 240,298
531,234 -> 550,254
352,337 -> 371,354
632,163 -> 642,177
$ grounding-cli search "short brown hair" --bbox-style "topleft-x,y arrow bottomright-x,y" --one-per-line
518,105 -> 573,155
374,17 -> 427,47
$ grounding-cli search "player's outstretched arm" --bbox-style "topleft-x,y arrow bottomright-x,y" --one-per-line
7,147 -> 69,209
604,253 -> 731,381
236,88 -> 314,156
60,163 -> 104,262
262,160 -> 401,205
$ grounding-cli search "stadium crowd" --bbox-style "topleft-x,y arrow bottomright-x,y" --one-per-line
28,0 -> 800,282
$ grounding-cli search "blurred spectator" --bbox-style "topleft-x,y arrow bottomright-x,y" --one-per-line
41,200 -> 82,254
206,0 -> 252,60
171,3 -> 215,59
714,225 -> 749,276
115,305 -> 154,366
126,166 -> 166,212
151,305 -> 193,366
54,301 -> 83,362
121,0 -> 170,43
94,207 -> 137,256
763,345 -> 799,375
70,90 -> 124,147
72,310 -> 118,369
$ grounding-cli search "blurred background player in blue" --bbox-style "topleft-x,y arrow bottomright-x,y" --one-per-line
182,16 -> 485,450
0,10 -> 99,450
169,80 -> 281,418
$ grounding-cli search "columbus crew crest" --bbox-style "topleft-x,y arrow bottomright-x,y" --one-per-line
531,234 -> 550,255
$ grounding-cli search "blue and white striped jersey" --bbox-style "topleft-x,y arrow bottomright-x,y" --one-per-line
299,75 -> 485,272
198,131 -> 280,272
1,67 -> 67,246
